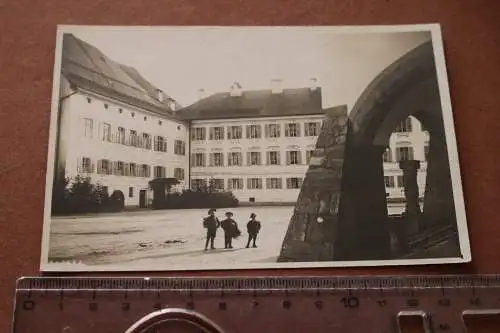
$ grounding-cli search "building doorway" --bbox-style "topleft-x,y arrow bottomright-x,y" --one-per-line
139,190 -> 148,208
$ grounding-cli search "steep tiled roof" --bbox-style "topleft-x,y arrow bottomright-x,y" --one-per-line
60,34 -> 181,119
176,87 -> 323,120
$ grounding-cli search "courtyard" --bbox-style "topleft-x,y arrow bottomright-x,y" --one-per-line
48,206 -> 294,270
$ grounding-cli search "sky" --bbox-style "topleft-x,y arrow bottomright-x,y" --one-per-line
68,26 -> 433,111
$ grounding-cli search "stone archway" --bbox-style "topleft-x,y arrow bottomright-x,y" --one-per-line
334,40 -> 458,261
278,40 -> 460,263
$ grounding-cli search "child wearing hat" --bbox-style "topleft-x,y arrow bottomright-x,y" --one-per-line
246,213 -> 261,248
203,208 -> 220,250
220,211 -> 240,249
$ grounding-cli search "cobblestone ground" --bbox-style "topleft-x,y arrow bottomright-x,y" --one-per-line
46,206 -> 294,271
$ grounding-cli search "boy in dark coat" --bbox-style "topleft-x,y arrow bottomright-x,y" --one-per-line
246,213 -> 261,248
203,208 -> 220,250
220,212 -> 240,249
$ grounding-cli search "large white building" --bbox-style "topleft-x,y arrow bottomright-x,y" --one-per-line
55,34 -> 189,208
54,34 -> 428,209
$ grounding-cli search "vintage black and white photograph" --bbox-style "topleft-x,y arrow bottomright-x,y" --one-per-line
40,25 -> 471,272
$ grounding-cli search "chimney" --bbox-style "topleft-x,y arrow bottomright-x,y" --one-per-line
230,82 -> 242,97
197,88 -> 206,100
271,79 -> 283,94
309,77 -> 318,92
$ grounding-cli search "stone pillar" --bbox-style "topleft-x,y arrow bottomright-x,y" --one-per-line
334,144 -> 391,261
399,160 -> 422,235
422,134 -> 456,230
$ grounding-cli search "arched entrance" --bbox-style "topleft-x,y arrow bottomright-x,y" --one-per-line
110,190 -> 125,211
334,40 -> 459,261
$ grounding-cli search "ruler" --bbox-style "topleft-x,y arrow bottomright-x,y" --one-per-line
12,275 -> 500,333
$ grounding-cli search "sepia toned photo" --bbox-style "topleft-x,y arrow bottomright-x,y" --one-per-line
40,24 -> 471,272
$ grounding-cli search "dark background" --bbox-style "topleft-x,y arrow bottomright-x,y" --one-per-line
1,0 -> 499,331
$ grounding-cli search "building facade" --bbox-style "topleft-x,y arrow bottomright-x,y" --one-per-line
55,34 -> 189,208
55,34 -> 429,209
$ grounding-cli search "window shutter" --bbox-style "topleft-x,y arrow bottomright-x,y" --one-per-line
209,128 -> 214,140
227,179 -> 233,190
227,127 -> 231,140
245,125 -> 250,138
409,147 -> 414,160
298,178 -> 304,188
247,152 -> 251,166
247,178 -> 251,189
276,151 -> 281,165
191,153 -> 196,166
220,127 -> 225,140
297,123 -> 301,137
305,123 -> 309,136
227,153 -> 232,166
395,148 -> 401,162
286,151 -> 290,165
123,163 -> 129,176
266,152 -> 270,165
285,124 -> 289,137
220,153 -> 224,167
209,153 -> 214,167
257,125 -> 261,138
297,151 -> 302,165
264,125 -> 269,138
278,178 -> 283,189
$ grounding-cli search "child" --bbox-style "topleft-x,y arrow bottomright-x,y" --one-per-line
220,211 -> 240,249
246,213 -> 261,248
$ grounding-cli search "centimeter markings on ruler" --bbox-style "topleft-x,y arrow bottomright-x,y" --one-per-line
13,275 -> 500,333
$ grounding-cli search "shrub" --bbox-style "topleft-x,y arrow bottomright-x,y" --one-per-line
161,189 -> 239,210
51,175 -> 119,215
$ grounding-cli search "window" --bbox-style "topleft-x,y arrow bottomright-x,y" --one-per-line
78,157 -> 93,173
129,130 -> 138,147
265,124 -> 281,138
117,127 -> 125,144
306,150 -> 314,164
114,161 -> 125,176
141,164 -> 151,178
383,148 -> 392,163
247,152 -> 261,166
424,145 -> 429,161
97,159 -> 112,175
286,151 -> 302,165
142,133 -> 152,149
266,151 -> 280,165
247,178 -> 263,189
154,136 -> 167,152
174,140 -> 186,155
305,122 -> 320,136
285,123 -> 300,137
246,125 -> 261,139
211,178 -> 224,191
128,187 -> 134,198
286,177 -> 303,189
192,127 -> 206,141
154,166 -> 166,178
396,147 -> 414,161
83,118 -> 93,138
227,178 -> 243,190
384,176 -> 395,188
174,168 -> 185,180
209,152 -> 224,167
228,152 -> 242,166
266,177 -> 283,189
227,126 -> 242,139
397,175 -> 405,188
101,123 -> 111,141
192,153 -> 206,167
128,163 -> 137,177
209,127 -> 224,140
191,179 -> 207,191
394,117 -> 413,133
